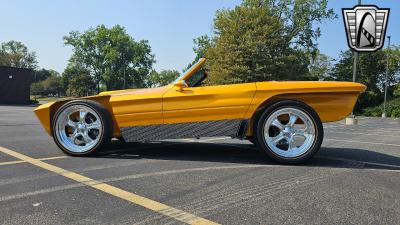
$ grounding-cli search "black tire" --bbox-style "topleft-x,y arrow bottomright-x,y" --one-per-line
247,136 -> 257,146
254,100 -> 323,164
52,100 -> 113,156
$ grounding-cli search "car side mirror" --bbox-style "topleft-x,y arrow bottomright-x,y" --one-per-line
174,80 -> 188,91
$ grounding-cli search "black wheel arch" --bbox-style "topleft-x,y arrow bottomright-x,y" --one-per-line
248,96 -> 318,138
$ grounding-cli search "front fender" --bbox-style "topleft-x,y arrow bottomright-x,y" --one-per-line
34,96 -> 121,137
34,100 -> 69,135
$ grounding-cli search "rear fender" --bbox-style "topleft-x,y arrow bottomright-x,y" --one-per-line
245,91 -> 362,137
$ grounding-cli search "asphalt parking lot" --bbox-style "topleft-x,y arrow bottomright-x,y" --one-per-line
1,105 -> 400,225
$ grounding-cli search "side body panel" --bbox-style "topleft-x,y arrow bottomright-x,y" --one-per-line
109,86 -> 168,127
162,83 -> 257,124
269,92 -> 361,122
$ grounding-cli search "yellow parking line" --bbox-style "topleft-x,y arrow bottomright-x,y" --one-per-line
0,155 -> 68,166
0,146 -> 219,225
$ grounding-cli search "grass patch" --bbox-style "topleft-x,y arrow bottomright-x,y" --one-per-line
30,96 -> 65,104
361,98 -> 400,118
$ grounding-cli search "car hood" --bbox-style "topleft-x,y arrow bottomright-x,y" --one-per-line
98,85 -> 171,97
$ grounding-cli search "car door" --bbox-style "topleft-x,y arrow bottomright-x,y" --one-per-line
109,86 -> 167,128
162,82 -> 256,124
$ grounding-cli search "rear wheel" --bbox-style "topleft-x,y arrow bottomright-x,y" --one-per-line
255,100 -> 323,164
52,100 -> 112,156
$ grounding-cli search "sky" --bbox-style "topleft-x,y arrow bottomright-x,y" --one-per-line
0,0 -> 399,73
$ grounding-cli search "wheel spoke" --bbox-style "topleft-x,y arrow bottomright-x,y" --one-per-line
271,133 -> 285,145
288,136 -> 296,151
81,133 -> 93,144
86,120 -> 100,130
79,111 -> 88,122
71,132 -> 80,144
271,118 -> 284,130
289,113 -> 298,127
66,119 -> 77,128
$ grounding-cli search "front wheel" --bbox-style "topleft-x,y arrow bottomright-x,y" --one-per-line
52,100 -> 113,156
255,100 -> 323,164
246,136 -> 256,146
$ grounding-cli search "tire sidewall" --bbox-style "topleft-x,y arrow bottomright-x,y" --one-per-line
52,100 -> 112,156
255,100 -> 324,164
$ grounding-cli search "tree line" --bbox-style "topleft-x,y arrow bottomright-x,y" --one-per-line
0,0 -> 399,116
0,26 -> 179,97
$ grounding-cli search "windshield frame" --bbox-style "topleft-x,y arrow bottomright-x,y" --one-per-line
172,58 -> 206,84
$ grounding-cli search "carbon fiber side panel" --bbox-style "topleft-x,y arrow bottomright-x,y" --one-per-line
120,119 -> 243,142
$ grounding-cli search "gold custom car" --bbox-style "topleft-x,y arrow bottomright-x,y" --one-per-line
35,58 -> 366,164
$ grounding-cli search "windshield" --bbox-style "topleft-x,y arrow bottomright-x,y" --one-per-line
186,69 -> 207,87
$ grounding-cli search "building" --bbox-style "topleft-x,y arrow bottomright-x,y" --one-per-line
0,66 -> 32,105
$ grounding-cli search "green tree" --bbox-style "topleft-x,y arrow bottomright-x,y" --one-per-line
328,47 -> 400,112
309,53 -> 333,80
194,0 -> 335,84
33,69 -> 59,83
62,62 -> 96,97
394,84 -> 400,97
329,48 -> 400,95
31,81 -> 45,97
42,75 -> 62,96
147,70 -> 180,87
69,72 -> 96,97
329,50 -> 382,93
64,25 -> 155,92
0,41 -> 38,69
30,72 -> 63,96
186,35 -> 213,70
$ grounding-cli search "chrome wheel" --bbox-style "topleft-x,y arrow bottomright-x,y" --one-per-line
263,107 -> 316,158
54,105 -> 103,153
